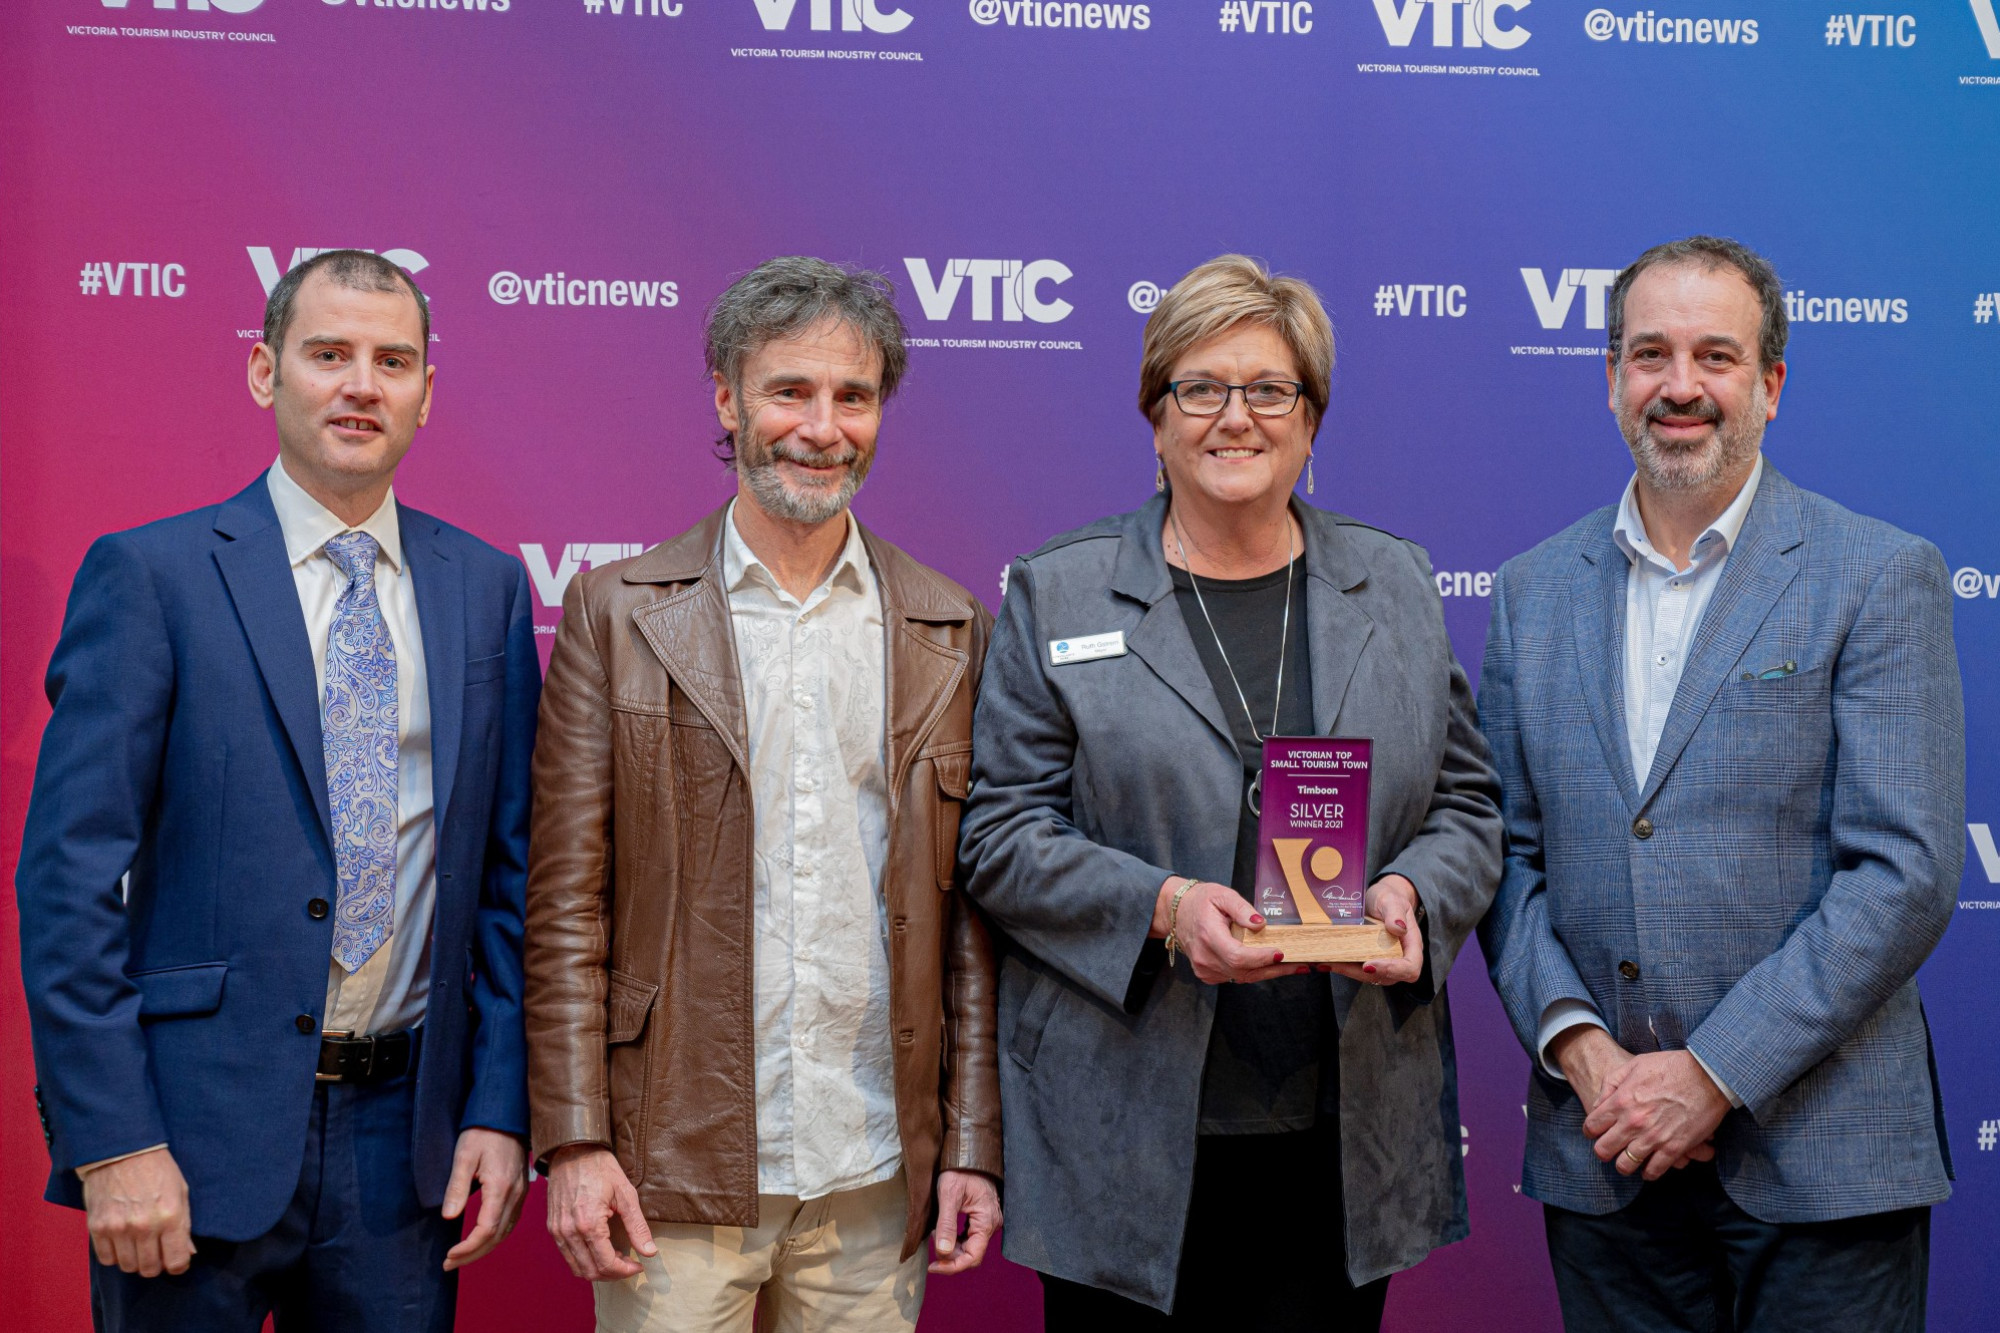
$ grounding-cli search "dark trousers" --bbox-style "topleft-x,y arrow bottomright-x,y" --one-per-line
1544,1162 -> 1929,1333
1041,1121 -> 1389,1333
90,1073 -> 458,1333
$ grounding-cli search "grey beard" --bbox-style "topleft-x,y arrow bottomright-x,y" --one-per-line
737,436 -> 869,525
1619,380 -> 1767,493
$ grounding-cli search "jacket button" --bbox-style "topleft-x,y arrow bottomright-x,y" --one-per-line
1619,960 -> 1642,981
1632,816 -> 1654,840
296,1015 -> 317,1035
897,1030 -> 914,1046
307,898 -> 329,920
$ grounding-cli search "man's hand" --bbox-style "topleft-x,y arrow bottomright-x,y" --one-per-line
930,1169 -> 1001,1275
1152,878 -> 1310,985
546,1144 -> 657,1282
81,1146 -> 194,1277
1330,874 -> 1424,987
1548,1024 -> 1636,1113
441,1128 -> 529,1271
1583,1050 -> 1730,1182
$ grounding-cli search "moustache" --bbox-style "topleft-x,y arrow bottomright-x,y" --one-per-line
1645,397 -> 1722,426
764,442 -> 859,471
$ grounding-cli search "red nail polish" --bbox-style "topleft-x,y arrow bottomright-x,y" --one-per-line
1250,915 -> 1264,926
1273,952 -> 1284,963
1295,966 -> 1310,975
1363,964 -> 1376,973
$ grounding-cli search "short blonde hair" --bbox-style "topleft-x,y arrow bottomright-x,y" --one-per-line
1138,255 -> 1334,432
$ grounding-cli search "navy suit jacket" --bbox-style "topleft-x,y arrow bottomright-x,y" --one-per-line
1477,465 -> 1963,1222
18,475 -> 538,1242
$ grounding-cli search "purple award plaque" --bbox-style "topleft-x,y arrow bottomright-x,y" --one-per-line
1253,737 -> 1372,927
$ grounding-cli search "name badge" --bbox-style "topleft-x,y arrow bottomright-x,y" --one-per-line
1049,631 -> 1126,666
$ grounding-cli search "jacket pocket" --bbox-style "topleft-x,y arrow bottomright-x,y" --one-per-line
605,969 -> 660,1045
1008,969 -> 1061,1072
128,962 -> 228,1019
464,652 -> 508,686
605,969 -> 659,1187
933,750 -> 971,890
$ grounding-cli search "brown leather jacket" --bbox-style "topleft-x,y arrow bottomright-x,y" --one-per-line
524,506 -> 1002,1259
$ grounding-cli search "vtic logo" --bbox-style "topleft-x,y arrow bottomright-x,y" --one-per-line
1521,266 -> 1616,331
1973,0 -> 2000,57
521,543 -> 649,608
753,0 -> 911,34
249,246 -> 430,297
904,259 -> 1074,323
1371,0 -> 1530,49
97,0 -> 265,9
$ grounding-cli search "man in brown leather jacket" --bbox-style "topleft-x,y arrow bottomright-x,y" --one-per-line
524,257 -> 1002,1333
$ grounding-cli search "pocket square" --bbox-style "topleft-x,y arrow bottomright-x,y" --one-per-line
1742,660 -> 1799,681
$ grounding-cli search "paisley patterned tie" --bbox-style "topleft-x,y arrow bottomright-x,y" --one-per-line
322,531 -> 399,973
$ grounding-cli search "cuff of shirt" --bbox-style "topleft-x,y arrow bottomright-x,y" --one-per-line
75,1144 -> 169,1178
1536,999 -> 1606,1080
1688,1048 -> 1746,1109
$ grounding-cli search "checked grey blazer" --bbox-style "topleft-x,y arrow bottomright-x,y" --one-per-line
1477,463 -> 1964,1221
958,495 -> 1502,1309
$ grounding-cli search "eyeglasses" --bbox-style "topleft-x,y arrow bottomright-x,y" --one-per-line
1166,379 -> 1306,418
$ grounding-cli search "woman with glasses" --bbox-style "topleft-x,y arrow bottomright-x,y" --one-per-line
958,255 -> 1503,1331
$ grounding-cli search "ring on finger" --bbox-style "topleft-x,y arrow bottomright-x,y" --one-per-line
1620,1146 -> 1647,1167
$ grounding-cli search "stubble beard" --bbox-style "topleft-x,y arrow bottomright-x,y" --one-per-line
1618,375 -> 1767,494
736,421 -> 872,526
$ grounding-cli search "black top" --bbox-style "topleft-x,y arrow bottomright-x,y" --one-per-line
1169,554 -> 1337,1134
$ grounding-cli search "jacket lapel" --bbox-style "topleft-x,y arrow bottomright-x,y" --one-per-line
1111,497 -> 1234,750
1572,524 -> 1641,813
1299,510 -> 1375,735
865,529 -> 973,806
1637,470 -> 1804,807
211,479 -> 333,847
404,506 -> 465,837
629,509 -> 751,773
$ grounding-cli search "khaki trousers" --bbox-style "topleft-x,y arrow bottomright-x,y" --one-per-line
594,1171 -> 925,1333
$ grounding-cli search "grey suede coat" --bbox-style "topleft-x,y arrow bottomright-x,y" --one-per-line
958,495 -> 1503,1310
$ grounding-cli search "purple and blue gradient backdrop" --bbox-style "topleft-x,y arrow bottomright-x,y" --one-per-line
4,1 -> 1997,1328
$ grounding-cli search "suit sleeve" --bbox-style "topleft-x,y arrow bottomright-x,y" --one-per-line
522,572 -> 618,1166
460,562 -> 539,1136
1377,542 -> 1505,1006
17,535 -> 176,1173
942,604 -> 1004,1179
1687,538 -> 1965,1117
1476,566 -> 1601,1056
957,558 -> 1173,1014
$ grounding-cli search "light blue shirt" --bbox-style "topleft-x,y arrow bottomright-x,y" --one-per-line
1536,454 -> 1767,1106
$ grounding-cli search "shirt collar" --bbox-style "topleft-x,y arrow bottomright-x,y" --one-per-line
1612,451 -> 1765,573
722,498 -> 870,601
266,456 -> 404,573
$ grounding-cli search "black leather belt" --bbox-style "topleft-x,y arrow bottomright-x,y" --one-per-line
316,1028 -> 420,1084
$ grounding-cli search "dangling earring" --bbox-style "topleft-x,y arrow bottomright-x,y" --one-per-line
1155,457 -> 1166,493
1306,453 -> 1316,497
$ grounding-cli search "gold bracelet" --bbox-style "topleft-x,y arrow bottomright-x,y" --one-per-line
1163,877 -> 1200,965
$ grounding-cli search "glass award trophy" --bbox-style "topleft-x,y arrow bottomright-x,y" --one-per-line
1230,736 -> 1399,962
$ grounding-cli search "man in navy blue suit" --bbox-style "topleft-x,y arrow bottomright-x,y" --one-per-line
18,249 -> 538,1330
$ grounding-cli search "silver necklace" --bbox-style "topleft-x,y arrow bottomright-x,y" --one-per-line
1170,509 -> 1296,813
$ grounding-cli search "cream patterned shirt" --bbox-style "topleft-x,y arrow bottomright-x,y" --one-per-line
723,501 -> 901,1199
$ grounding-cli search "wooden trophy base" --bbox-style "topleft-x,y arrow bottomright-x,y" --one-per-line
1230,920 -> 1400,963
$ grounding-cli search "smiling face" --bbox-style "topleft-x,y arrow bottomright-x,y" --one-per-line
1610,262 -> 1784,494
248,270 -> 433,507
715,318 -> 883,528
1154,321 -> 1313,510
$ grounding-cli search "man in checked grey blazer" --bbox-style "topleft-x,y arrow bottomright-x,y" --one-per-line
1478,236 -> 1963,1332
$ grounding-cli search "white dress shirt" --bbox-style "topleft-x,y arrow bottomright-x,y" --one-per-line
723,501 -> 901,1200
269,457 -> 438,1039
1536,455 -> 1766,1106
